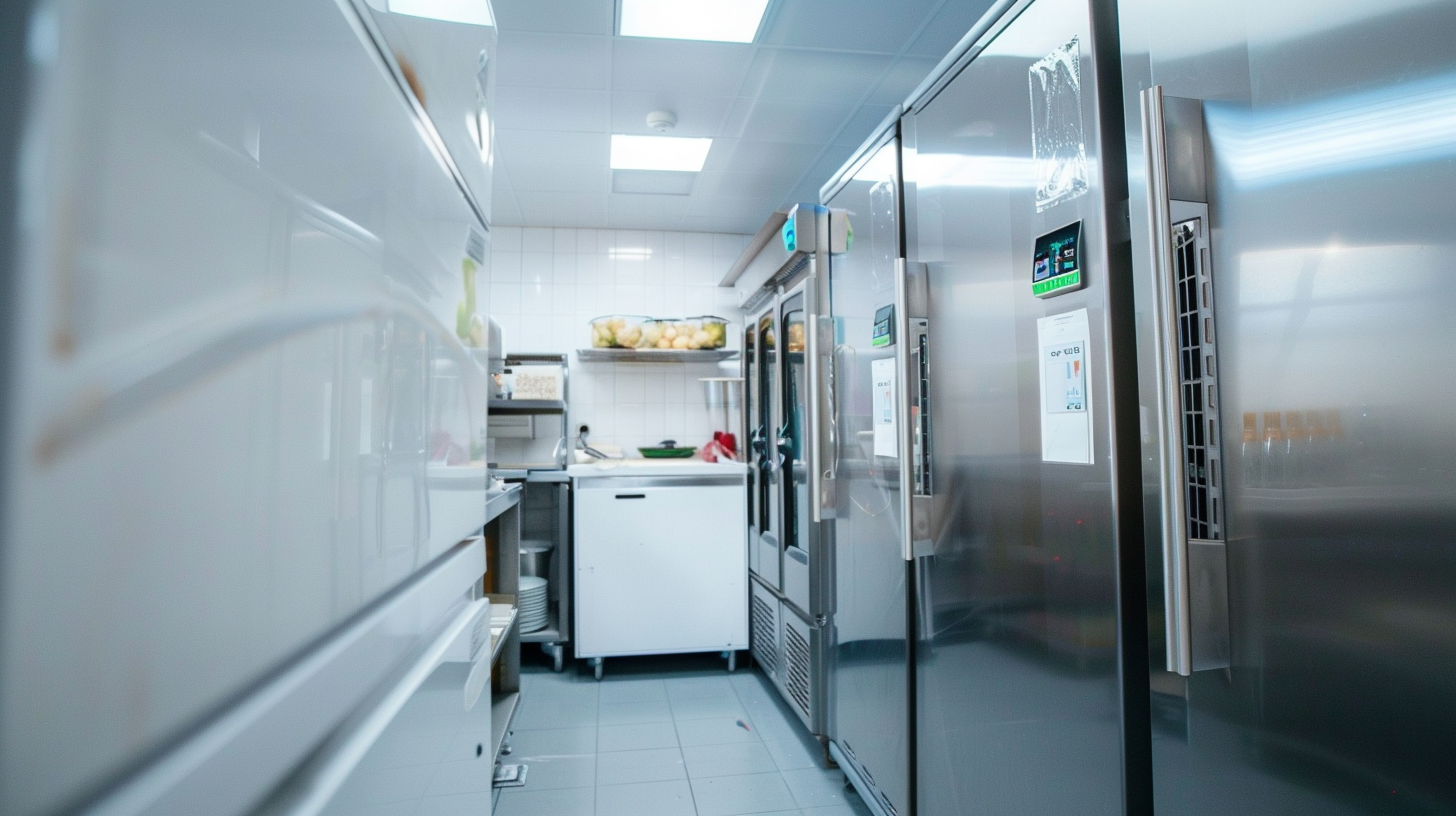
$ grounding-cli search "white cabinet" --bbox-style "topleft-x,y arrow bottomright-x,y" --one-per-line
573,470 -> 748,661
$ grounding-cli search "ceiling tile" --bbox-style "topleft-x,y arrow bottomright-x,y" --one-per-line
490,0 -> 614,35
905,0 -> 998,58
495,32 -> 612,89
737,49 -> 893,106
505,160 -> 610,193
863,56 -> 941,107
516,191 -> 609,224
497,129 -> 609,165
611,170 -> 698,195
491,164 -> 524,225
704,140 -> 822,181
611,38 -> 756,97
607,194 -> 690,230
495,86 -> 611,132
610,92 -> 737,138
831,104 -> 896,148
693,170 -> 792,201
759,0 -> 940,52
721,98 -> 856,144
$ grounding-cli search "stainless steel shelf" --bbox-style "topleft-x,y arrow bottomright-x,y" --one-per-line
576,348 -> 738,363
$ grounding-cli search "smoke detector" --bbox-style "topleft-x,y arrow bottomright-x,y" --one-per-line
646,110 -> 678,132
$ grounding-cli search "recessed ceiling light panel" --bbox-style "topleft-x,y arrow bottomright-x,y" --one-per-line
610,135 -> 713,172
619,0 -> 771,43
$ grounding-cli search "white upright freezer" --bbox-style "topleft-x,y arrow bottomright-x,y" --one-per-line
570,462 -> 748,679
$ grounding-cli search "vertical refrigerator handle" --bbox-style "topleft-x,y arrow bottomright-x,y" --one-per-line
807,312 -> 836,521
1142,85 -> 1192,676
895,259 -> 933,561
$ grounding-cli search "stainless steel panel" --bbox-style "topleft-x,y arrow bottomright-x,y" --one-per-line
1121,0 -> 1456,812
825,136 -> 911,816
908,0 -> 1139,814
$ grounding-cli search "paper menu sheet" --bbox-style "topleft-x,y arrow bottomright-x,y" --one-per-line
871,357 -> 898,457
1037,309 -> 1093,464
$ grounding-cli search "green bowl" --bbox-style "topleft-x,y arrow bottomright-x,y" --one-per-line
638,446 -> 697,458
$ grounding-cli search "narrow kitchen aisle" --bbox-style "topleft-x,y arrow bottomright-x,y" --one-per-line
497,656 -> 872,816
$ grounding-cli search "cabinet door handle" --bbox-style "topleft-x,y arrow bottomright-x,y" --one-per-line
614,493 -> 646,500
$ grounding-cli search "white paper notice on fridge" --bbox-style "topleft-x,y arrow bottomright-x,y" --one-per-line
871,356 -> 898,457
1037,309 -> 1093,464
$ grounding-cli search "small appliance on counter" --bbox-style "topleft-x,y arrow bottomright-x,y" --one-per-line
700,377 -> 743,462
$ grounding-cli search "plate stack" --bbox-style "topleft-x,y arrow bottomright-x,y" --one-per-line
518,576 -> 549,633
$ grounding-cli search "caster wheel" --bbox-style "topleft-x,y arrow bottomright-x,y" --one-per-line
553,648 -> 564,673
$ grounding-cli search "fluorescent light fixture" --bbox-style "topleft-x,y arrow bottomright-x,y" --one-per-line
610,134 -> 713,172
609,247 -> 654,260
619,0 -> 771,43
385,0 -> 495,26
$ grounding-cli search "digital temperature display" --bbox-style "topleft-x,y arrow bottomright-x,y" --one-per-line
1033,221 -> 1085,298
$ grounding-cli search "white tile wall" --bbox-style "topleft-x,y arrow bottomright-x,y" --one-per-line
490,227 -> 749,458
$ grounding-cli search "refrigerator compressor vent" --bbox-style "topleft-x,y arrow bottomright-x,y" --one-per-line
783,623 -> 812,718
1172,219 -> 1223,540
751,594 -> 777,674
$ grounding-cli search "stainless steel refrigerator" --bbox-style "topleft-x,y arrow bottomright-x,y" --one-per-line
820,128 -> 914,816
1121,0 -> 1456,812
901,0 -> 1149,813
742,207 -> 838,742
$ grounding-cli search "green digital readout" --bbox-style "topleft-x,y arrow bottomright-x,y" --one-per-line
1033,221 -> 1085,298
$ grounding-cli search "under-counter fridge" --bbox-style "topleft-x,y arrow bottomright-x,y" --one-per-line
901,0 -> 1148,814
1120,0 -> 1456,812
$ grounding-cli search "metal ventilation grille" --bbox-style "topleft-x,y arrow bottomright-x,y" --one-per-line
783,624 -> 812,718
1173,219 -> 1223,541
750,595 -> 777,674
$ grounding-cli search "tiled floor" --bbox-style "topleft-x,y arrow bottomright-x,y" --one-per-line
496,653 -> 874,816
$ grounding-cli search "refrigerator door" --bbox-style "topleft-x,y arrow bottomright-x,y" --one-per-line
1121,1 -> 1456,813
824,135 -> 911,816
755,306 -> 783,589
781,286 -> 813,615
744,320 -> 761,578
907,0 -> 1140,814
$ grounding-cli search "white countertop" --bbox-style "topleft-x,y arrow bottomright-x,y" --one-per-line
566,459 -> 748,478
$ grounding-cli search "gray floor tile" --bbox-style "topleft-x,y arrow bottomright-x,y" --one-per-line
511,726 -> 598,758
803,805 -> 871,816
763,738 -> 821,771
682,742 -> 778,778
666,675 -> 739,701
690,771 -> 800,816
597,678 -> 669,703
422,757 -> 495,796
671,694 -> 753,722
678,716 -> 762,747
596,747 -> 688,785
749,711 -> 806,745
414,790 -> 494,816
596,778 -> 696,816
782,768 -> 854,810
518,753 -> 596,790
599,699 -> 674,725
495,785 -> 595,816
513,697 -> 599,730
598,720 -> 680,752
